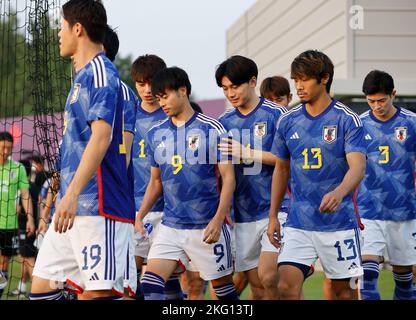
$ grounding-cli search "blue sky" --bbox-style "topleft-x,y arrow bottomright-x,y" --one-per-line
103,0 -> 256,100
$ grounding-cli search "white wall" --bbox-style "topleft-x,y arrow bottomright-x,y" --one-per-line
226,0 -> 416,96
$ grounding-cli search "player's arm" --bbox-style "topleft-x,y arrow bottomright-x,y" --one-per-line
123,131 -> 134,166
267,157 -> 290,248
54,119 -> 112,233
319,152 -> 366,213
20,188 -> 35,237
218,137 -> 277,166
135,166 -> 163,236
203,161 -> 235,244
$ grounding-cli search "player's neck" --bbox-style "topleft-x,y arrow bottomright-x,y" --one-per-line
141,101 -> 160,113
237,94 -> 260,116
72,41 -> 103,73
305,93 -> 332,117
0,157 -> 7,166
171,104 -> 195,127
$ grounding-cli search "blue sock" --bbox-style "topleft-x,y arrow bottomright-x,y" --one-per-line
213,283 -> 239,300
360,261 -> 381,300
141,271 -> 166,300
135,268 -> 144,300
29,290 -> 65,300
393,271 -> 414,300
164,275 -> 184,300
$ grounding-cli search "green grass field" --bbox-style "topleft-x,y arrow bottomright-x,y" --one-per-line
1,259 -> 396,300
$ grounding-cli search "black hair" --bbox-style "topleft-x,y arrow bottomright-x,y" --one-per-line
103,25 -> 119,62
291,50 -> 334,93
151,67 -> 192,97
190,101 -> 203,113
131,54 -> 167,83
362,70 -> 395,96
215,55 -> 258,87
0,131 -> 13,143
62,0 -> 107,44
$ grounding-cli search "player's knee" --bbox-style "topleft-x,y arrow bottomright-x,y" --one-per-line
259,271 -> 277,289
188,278 -> 204,295
334,289 -> 354,300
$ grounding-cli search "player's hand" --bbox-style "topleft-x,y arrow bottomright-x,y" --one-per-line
203,216 -> 222,244
37,218 -> 49,236
319,189 -> 343,213
267,217 -> 281,249
135,215 -> 145,237
54,193 -> 78,233
218,138 -> 251,160
26,215 -> 35,237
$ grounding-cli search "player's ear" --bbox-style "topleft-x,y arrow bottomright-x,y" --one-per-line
178,86 -> 187,98
288,93 -> 293,104
321,73 -> 330,85
391,89 -> 396,100
73,22 -> 82,36
249,76 -> 257,88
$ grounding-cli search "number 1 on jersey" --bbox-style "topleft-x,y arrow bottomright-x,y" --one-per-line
139,139 -> 146,158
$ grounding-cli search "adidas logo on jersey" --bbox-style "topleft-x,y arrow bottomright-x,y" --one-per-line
364,134 -> 372,140
157,141 -> 166,149
89,273 -> 99,281
290,132 -> 300,140
217,265 -> 225,272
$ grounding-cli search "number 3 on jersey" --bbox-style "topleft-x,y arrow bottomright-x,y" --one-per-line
378,146 -> 389,164
302,148 -> 322,169
171,155 -> 183,174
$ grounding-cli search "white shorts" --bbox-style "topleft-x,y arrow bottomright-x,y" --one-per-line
148,223 -> 233,281
134,211 -> 163,259
33,215 -> 130,295
278,211 -> 288,238
234,217 -> 279,272
361,218 -> 416,266
278,227 -> 364,279
123,224 -> 137,297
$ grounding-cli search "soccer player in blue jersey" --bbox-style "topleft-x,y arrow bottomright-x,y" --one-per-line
268,50 -> 366,300
135,67 -> 239,300
357,70 -> 416,300
30,0 -> 135,300
102,25 -> 138,299
216,56 -> 287,300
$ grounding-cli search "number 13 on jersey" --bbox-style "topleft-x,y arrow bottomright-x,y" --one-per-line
302,148 -> 322,169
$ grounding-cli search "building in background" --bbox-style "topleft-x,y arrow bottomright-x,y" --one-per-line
226,0 -> 416,113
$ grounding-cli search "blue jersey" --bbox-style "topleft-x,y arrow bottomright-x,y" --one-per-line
218,98 -> 288,223
357,107 -> 416,221
147,112 -> 228,229
132,103 -> 167,212
272,99 -> 366,232
121,81 -> 138,135
121,81 -> 138,216
59,52 -> 135,223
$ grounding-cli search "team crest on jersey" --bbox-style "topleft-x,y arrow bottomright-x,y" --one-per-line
254,122 -> 267,138
322,125 -> 337,144
395,127 -> 407,142
188,134 -> 200,151
70,83 -> 81,104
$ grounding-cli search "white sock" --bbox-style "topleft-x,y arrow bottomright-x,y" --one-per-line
18,280 -> 27,292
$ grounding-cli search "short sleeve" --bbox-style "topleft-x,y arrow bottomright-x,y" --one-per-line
87,77 -> 118,126
271,118 -> 290,160
146,131 -> 158,168
18,164 -> 29,191
345,117 -> 366,155
123,89 -> 138,134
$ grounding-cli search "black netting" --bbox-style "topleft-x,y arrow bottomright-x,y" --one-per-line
0,0 -> 70,300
